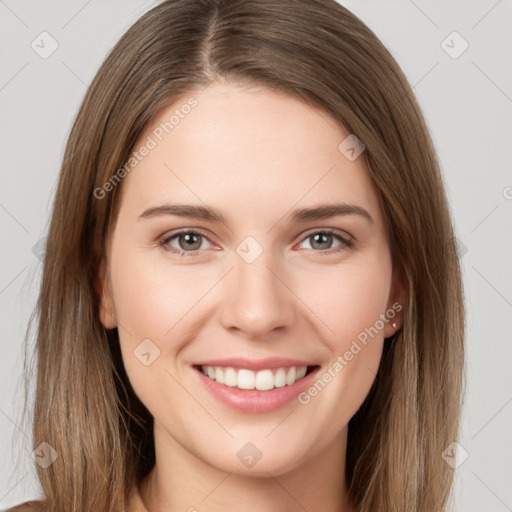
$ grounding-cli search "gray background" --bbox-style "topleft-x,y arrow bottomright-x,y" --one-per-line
1,0 -> 511,510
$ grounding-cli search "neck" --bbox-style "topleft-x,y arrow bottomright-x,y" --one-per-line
139,422 -> 355,512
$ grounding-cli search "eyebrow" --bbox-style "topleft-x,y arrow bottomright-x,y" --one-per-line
138,202 -> 373,225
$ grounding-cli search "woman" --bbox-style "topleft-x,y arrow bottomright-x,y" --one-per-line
10,0 -> 465,510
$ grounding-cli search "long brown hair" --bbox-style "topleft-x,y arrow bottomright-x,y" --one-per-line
13,0 -> 465,510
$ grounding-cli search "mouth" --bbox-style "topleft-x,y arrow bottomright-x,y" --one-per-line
192,364 -> 320,391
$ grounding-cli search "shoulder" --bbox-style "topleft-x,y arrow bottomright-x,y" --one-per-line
3,500 -> 46,512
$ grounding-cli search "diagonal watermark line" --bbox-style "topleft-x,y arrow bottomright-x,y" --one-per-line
471,0 -> 503,30
471,471 -> 512,511
0,267 -> 28,295
163,267 -> 234,336
316,109 -> 338,131
470,204 -> 499,233
267,473 -> 311,512
0,407 -> 29,439
163,367 -> 234,438
407,0 -> 439,28
412,62 -> 439,90
471,266 -> 512,309
198,70 -> 220,94
61,60 -> 89,88
0,0 -> 29,28
0,472 -> 29,503
61,0 -> 93,29
163,163 -> 233,234
117,321 -> 132,337
266,164 -> 337,233
265,266 -> 336,335
472,396 -> 512,439
163,164 -> 205,203
0,62 -> 29,92
0,203 -> 29,233
200,471 -> 233,502
404,470 -> 442,510
265,409 -> 294,439
472,61 -> 512,105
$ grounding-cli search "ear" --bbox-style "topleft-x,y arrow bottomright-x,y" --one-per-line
95,258 -> 118,329
383,265 -> 407,338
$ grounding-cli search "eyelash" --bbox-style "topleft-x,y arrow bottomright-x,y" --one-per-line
157,228 -> 354,257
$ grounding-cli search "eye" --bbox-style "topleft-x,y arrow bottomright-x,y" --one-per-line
158,230 -> 216,256
158,228 -> 354,258
296,229 -> 353,254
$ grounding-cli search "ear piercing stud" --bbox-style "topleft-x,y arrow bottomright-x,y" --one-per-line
392,322 -> 397,329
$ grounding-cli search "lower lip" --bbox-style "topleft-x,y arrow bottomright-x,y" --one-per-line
193,366 -> 320,413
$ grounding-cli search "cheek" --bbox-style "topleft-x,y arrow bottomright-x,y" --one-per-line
109,245 -> 205,414
295,250 -> 393,350
111,236 -> 393,353
107,240 -> 188,376
109,238 -> 213,340
290,251 -> 392,428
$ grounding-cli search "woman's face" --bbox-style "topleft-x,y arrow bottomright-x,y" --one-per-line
98,82 -> 403,476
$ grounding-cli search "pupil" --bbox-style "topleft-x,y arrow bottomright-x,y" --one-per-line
312,233 -> 332,250
180,233 -> 201,250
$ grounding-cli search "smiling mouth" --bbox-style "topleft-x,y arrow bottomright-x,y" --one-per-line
193,364 -> 319,391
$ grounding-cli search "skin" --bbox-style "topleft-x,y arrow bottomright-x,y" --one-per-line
97,81 -> 405,512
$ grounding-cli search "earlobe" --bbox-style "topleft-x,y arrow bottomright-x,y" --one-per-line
383,266 -> 407,338
96,258 -> 118,329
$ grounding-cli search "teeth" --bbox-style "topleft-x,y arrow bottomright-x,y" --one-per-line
200,365 -> 309,390
274,368 -> 287,388
238,369 -> 255,390
255,369 -> 274,391
224,367 -> 237,387
285,366 -> 296,385
215,367 -> 224,384
296,366 -> 307,380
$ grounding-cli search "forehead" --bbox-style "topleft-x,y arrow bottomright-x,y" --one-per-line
117,82 -> 382,225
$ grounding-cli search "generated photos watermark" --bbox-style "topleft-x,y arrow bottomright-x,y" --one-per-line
297,301 -> 403,405
93,96 -> 198,200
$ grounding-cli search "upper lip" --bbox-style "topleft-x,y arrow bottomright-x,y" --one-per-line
193,357 -> 318,371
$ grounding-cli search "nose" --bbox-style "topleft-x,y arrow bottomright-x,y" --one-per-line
218,252 -> 296,339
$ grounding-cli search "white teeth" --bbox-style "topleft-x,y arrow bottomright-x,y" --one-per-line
215,367 -> 224,384
255,369 -> 274,391
274,368 -> 287,388
296,366 -> 307,380
285,366 -> 296,385
237,369 -> 255,390
199,365 -> 310,390
224,367 -> 238,387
